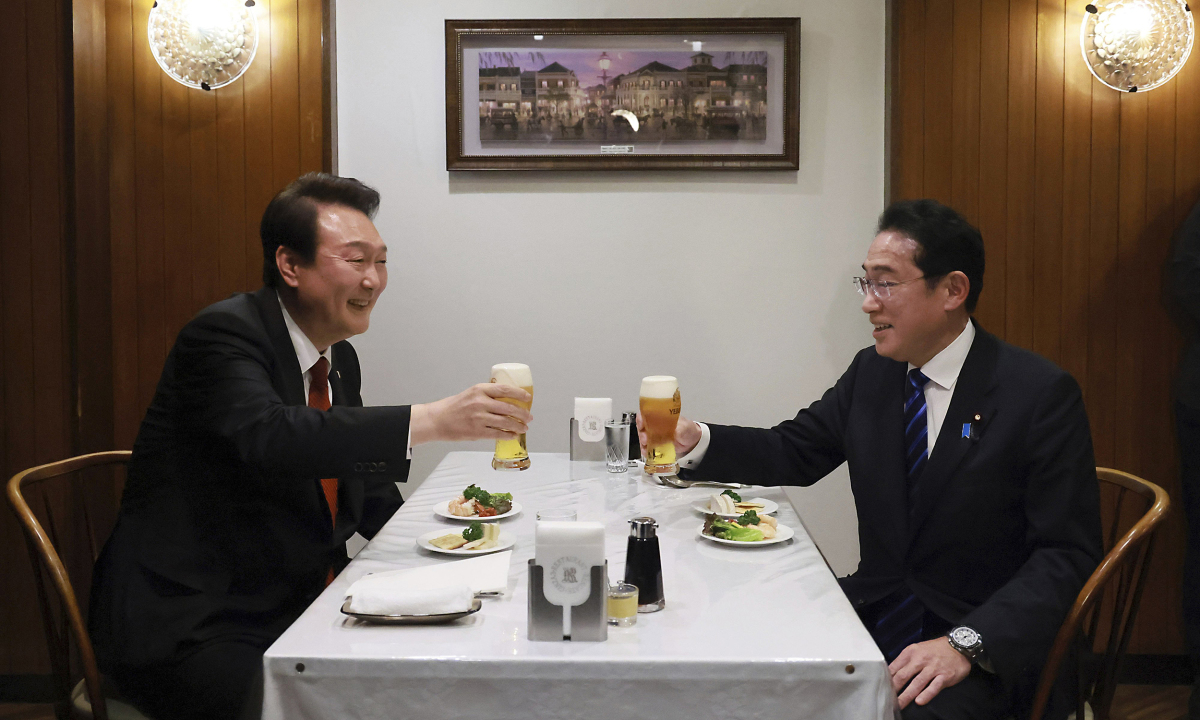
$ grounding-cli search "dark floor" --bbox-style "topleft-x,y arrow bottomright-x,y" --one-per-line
0,684 -> 1193,719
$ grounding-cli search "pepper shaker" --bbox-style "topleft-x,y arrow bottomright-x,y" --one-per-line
623,517 -> 665,613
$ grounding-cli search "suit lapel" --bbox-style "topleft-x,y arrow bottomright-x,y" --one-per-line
908,323 -> 1000,534
328,356 -> 346,407
253,287 -> 306,406
861,359 -> 913,558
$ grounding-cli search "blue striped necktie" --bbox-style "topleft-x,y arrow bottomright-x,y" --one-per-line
905,368 -> 932,501
868,367 -> 931,664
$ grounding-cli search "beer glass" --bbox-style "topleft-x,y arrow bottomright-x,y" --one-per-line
490,363 -> 533,470
639,376 -> 680,475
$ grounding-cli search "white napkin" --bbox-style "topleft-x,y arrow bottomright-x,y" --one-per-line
344,550 -> 513,615
346,580 -> 473,616
574,397 -> 612,442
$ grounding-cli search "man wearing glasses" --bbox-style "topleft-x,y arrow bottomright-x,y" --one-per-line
660,199 -> 1102,719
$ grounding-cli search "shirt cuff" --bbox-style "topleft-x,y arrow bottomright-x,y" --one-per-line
678,422 -> 711,469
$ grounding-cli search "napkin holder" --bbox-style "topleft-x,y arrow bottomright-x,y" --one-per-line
570,397 -> 611,462
528,560 -> 608,642
569,419 -> 607,461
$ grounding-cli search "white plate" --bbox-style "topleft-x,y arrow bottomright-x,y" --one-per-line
697,522 -> 794,547
691,497 -> 779,518
433,500 -> 523,521
417,529 -> 516,556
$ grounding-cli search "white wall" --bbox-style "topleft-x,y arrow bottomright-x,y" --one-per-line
335,0 -> 886,576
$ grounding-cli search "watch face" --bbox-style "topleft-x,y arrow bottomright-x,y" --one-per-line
951,626 -> 979,647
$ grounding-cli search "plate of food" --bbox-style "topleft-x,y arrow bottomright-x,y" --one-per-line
691,489 -> 778,518
340,597 -> 483,625
418,522 -> 514,555
434,484 -> 522,520
698,511 -> 794,547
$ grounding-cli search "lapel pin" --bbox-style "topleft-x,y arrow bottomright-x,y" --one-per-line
967,414 -> 983,442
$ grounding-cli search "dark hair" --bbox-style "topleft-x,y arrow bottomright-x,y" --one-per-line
260,173 -> 381,287
876,199 -> 985,313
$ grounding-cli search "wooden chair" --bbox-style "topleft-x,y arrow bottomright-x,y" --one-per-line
1028,468 -> 1171,720
6,451 -> 150,720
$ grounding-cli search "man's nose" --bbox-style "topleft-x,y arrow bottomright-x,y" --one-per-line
362,265 -> 379,288
861,291 -> 881,313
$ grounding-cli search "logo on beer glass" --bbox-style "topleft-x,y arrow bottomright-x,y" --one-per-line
490,363 -> 533,471
639,376 -> 680,475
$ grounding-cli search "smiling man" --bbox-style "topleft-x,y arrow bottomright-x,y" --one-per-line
88,174 -> 532,720
654,199 -> 1102,719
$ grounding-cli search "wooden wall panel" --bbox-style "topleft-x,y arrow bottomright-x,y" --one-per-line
890,0 -> 1195,654
0,0 -> 76,676
104,0 -> 330,451
0,0 -> 330,680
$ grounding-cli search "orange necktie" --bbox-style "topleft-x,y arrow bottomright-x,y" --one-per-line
308,357 -> 338,586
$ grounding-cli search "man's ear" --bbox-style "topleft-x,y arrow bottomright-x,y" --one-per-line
275,246 -> 304,289
944,271 -> 970,312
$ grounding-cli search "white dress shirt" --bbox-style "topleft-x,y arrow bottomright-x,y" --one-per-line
277,292 -> 332,400
679,321 -> 976,469
277,292 -> 412,459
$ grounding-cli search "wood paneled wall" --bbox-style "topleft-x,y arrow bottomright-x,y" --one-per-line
889,0 -> 1197,655
0,0 -> 75,676
0,0 -> 330,678
102,0 -> 331,451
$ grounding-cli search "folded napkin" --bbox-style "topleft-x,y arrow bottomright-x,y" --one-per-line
346,579 -> 473,616
344,550 -> 513,615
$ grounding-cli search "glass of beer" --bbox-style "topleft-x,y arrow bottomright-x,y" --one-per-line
640,376 -> 681,475
490,363 -> 533,471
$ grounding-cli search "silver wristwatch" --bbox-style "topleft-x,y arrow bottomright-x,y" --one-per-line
947,626 -> 984,662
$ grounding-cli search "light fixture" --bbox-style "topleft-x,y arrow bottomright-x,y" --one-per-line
148,0 -> 259,91
1081,0 -> 1194,92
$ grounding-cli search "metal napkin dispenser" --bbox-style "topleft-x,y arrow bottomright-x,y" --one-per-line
527,521 -> 607,642
570,397 -> 611,462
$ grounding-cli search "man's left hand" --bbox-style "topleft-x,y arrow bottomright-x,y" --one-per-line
889,638 -> 971,709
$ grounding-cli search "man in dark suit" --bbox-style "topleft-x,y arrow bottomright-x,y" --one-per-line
649,200 -> 1102,719
1169,196 -> 1200,720
89,174 -> 533,720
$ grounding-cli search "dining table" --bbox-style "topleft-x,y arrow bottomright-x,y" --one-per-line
260,451 -> 895,719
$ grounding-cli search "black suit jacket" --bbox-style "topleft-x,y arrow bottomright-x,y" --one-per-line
90,288 -> 409,670
687,322 -> 1102,698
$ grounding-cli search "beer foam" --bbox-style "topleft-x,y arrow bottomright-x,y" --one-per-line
491,363 -> 532,387
640,375 -> 678,398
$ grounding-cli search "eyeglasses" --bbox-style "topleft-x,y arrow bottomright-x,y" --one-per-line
852,276 -> 926,299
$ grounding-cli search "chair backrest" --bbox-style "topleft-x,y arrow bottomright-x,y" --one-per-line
1029,467 -> 1171,720
6,451 -> 131,720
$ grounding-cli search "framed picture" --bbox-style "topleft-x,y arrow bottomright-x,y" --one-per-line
445,18 -> 800,171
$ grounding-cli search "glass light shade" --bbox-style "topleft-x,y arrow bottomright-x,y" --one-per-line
1081,0 -> 1194,92
148,0 -> 259,91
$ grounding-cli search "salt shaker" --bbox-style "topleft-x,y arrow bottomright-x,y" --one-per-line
623,517 -> 665,613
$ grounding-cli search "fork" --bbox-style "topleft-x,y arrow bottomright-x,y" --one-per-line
655,474 -> 748,490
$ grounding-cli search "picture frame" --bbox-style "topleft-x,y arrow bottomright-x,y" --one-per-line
445,18 -> 801,171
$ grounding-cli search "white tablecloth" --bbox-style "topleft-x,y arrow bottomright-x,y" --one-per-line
262,452 -> 895,720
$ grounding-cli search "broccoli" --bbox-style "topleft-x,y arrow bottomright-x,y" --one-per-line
463,484 -> 492,506
721,489 -> 742,503
462,521 -> 483,542
735,510 -> 760,526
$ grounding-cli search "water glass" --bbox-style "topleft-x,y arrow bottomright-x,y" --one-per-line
605,415 -> 632,473
536,508 -> 577,522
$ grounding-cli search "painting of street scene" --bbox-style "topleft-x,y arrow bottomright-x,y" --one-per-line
476,50 -> 769,145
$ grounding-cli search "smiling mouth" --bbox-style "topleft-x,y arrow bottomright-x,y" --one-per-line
348,299 -> 370,310
873,323 -> 893,332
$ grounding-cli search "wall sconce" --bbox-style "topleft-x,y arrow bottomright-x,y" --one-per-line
148,0 -> 259,91
1081,0 -> 1194,92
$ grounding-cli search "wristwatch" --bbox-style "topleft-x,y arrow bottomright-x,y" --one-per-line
947,626 -> 984,662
